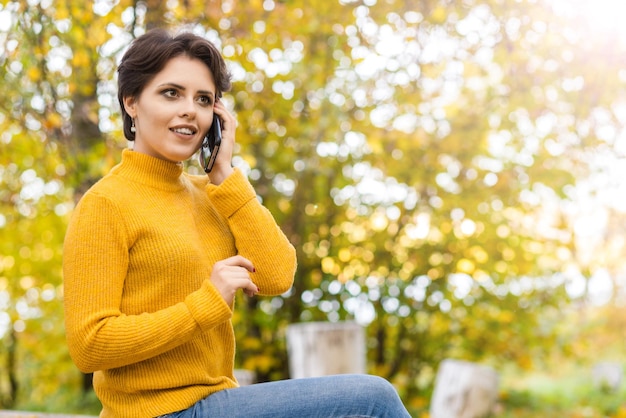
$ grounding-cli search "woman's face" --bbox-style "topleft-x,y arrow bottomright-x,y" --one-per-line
123,55 -> 216,163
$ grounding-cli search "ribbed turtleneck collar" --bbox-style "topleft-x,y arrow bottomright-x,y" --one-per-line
111,149 -> 186,191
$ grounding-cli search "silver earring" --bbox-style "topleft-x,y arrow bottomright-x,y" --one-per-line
130,119 -> 136,133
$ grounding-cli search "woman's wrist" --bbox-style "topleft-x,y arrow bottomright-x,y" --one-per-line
208,164 -> 234,185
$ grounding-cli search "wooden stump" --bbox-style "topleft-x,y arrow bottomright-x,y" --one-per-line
430,359 -> 499,418
234,368 -> 256,386
592,361 -> 623,392
286,321 -> 366,379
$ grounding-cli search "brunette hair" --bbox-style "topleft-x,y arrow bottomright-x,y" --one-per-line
117,28 -> 232,141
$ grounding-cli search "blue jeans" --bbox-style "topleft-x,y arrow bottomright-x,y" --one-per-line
161,374 -> 411,417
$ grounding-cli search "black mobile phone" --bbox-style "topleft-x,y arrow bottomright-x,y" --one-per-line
199,115 -> 222,173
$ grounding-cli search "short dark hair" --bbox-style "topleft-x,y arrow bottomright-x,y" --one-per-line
117,28 -> 232,141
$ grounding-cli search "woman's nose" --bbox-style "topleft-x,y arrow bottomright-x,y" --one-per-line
179,98 -> 196,118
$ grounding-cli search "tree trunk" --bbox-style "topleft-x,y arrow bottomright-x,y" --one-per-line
430,359 -> 499,418
286,321 -> 365,379
0,329 -> 17,408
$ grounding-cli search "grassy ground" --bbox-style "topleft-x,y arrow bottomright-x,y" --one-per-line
406,362 -> 626,418
495,363 -> 626,418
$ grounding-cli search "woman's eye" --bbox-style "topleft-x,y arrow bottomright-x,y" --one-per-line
198,95 -> 212,106
162,89 -> 178,98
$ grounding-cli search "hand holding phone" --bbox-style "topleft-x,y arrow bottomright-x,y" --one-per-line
199,115 -> 222,173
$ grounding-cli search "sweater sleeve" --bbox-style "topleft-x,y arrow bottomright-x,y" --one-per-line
206,169 -> 297,296
63,192 -> 232,373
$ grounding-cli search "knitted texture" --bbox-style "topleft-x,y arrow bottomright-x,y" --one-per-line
63,149 -> 297,417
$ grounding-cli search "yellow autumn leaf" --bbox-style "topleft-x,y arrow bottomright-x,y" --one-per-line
72,49 -> 90,67
45,112 -> 63,129
27,66 -> 42,82
456,258 -> 475,274
55,4 -> 69,20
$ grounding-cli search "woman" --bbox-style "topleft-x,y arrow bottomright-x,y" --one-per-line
63,28 -> 410,418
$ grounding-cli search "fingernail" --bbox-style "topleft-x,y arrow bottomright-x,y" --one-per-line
256,286 -> 260,292
252,267 -> 256,273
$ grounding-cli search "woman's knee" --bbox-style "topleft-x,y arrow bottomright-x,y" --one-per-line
362,375 -> 400,396
336,374 -> 400,400
345,375 -> 409,417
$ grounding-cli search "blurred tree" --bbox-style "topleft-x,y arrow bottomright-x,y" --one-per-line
0,0 -> 625,412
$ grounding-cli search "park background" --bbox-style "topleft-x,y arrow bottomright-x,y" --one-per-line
1,0 -> 626,416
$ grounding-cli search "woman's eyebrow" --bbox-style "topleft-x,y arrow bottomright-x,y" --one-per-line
158,82 -> 185,90
158,82 -> 215,96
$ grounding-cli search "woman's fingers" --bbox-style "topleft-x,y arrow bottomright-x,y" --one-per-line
213,100 -> 236,149
214,100 -> 235,129
210,256 -> 258,303
219,255 -> 255,272
207,100 -> 237,184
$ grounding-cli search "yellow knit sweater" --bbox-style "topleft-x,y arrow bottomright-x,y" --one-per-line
63,149 -> 297,418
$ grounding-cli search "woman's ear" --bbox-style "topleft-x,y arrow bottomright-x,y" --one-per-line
123,96 -> 137,118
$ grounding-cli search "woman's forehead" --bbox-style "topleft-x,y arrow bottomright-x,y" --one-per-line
150,55 -> 216,93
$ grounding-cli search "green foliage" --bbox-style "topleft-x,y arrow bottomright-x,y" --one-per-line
1,0 -> 625,413
498,369 -> 626,418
